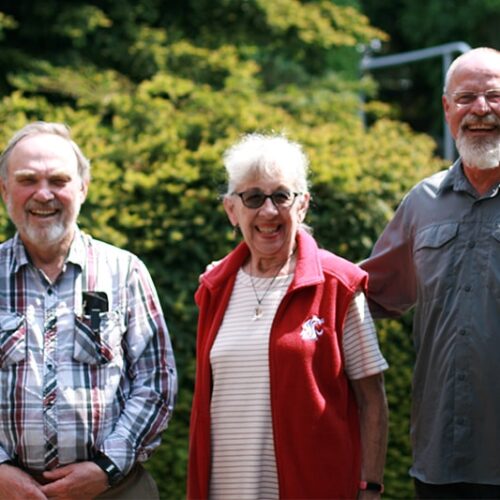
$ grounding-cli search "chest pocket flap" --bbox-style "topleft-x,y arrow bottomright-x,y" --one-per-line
0,313 -> 26,367
415,222 -> 459,251
492,225 -> 500,243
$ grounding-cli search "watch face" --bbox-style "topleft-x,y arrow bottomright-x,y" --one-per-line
106,464 -> 122,486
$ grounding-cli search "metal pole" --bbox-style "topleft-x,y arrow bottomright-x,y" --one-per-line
442,52 -> 455,162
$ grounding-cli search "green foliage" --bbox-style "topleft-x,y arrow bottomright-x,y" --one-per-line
0,12 -> 17,40
308,119 -> 443,260
0,1 -> 447,498
395,0 -> 500,49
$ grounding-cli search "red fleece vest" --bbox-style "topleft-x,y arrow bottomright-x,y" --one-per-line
188,230 -> 367,499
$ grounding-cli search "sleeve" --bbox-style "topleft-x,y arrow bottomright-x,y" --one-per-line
100,257 -> 177,475
342,290 -> 388,380
360,196 -> 417,318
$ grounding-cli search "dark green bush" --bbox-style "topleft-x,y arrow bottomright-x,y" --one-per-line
0,2 -> 448,498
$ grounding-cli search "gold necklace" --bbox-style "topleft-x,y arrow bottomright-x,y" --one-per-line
249,254 -> 293,321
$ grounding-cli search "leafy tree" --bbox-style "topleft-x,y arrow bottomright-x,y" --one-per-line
360,0 -> 500,151
0,1 -> 445,498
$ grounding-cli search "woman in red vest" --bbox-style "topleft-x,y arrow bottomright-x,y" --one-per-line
188,133 -> 388,499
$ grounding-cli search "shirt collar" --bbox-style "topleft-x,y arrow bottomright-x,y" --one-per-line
438,160 -> 465,193
437,159 -> 475,196
11,233 -> 31,273
66,226 -> 87,269
438,159 -> 500,198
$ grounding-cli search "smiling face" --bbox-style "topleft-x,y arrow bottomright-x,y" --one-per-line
443,50 -> 500,170
0,133 -> 88,255
224,172 -> 309,271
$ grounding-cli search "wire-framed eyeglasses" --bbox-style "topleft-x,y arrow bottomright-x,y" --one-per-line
232,189 -> 301,209
450,88 -> 500,107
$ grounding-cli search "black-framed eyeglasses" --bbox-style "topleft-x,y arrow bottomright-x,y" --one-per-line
232,189 -> 301,209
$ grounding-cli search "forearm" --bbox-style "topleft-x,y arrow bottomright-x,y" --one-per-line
103,260 -> 177,471
100,376 -> 175,472
100,337 -> 176,472
351,374 -> 388,494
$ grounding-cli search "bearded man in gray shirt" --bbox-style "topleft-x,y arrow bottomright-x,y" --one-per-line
361,47 -> 500,499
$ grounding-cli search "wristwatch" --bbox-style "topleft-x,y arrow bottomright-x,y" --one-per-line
359,480 -> 384,493
93,454 -> 123,487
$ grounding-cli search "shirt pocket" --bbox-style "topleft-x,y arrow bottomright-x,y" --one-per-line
413,223 -> 459,299
73,310 -> 125,365
489,226 -> 500,297
492,226 -> 500,248
0,313 -> 26,368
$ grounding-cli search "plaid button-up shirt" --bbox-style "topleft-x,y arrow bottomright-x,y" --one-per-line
0,228 -> 177,475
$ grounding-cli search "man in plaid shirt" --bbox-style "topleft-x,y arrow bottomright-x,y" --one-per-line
0,122 -> 177,499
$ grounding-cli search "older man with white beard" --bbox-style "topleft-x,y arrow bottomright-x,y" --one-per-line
361,47 -> 500,499
0,122 -> 177,500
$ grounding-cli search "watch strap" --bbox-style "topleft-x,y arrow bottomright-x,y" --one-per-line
359,480 -> 384,493
93,454 -> 123,487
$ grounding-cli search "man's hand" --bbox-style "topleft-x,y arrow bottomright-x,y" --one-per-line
0,462 -> 47,500
40,462 -> 109,500
199,259 -> 222,283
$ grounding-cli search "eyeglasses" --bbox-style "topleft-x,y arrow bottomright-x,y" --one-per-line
232,189 -> 301,209
450,89 -> 500,107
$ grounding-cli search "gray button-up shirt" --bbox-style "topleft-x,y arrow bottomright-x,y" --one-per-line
361,160 -> 500,484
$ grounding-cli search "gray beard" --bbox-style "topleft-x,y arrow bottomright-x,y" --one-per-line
23,222 -> 67,247
6,200 -> 69,247
456,131 -> 500,170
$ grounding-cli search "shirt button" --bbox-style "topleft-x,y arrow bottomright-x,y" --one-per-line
47,288 -> 54,296
457,417 -> 465,425
464,285 -> 471,292
467,241 -> 475,249
459,329 -> 466,336
458,373 -> 465,381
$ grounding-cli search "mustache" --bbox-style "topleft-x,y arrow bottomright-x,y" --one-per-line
25,201 -> 62,211
460,113 -> 500,128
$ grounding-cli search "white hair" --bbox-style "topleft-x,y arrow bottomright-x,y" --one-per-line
223,133 -> 310,195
